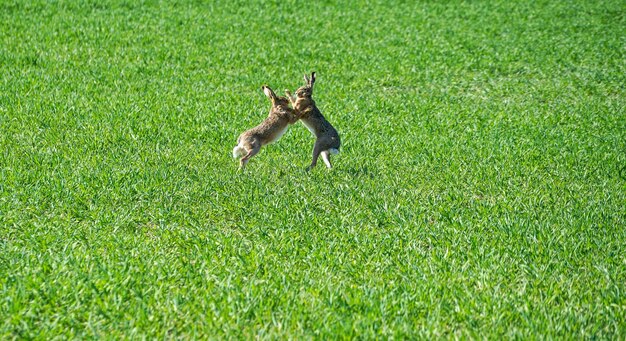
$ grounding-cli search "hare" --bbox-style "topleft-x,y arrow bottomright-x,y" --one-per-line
233,85 -> 301,169
285,72 -> 340,170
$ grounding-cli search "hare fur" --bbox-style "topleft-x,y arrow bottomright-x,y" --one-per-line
286,72 -> 340,170
233,85 -> 301,169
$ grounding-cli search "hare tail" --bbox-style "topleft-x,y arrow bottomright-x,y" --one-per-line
233,145 -> 246,158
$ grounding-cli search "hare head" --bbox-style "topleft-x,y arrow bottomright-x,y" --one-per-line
294,72 -> 316,99
262,85 -> 292,111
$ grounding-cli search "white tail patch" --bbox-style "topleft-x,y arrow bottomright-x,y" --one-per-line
233,145 -> 245,158
329,148 -> 339,155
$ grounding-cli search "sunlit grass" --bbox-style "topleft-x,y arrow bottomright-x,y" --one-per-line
1,0 -> 625,338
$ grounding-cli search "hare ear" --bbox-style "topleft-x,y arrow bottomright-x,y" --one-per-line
304,74 -> 310,85
310,72 -> 316,87
262,85 -> 277,102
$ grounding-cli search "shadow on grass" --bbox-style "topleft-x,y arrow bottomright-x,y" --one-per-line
339,165 -> 377,179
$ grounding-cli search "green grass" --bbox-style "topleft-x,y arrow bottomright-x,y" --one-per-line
1,0 -> 625,338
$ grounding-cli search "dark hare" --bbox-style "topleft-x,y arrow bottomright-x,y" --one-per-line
286,72 -> 340,170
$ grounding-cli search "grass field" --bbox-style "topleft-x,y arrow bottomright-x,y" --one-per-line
1,0 -> 625,338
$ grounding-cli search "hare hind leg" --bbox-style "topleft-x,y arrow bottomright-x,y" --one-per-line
240,143 -> 261,169
321,150 -> 332,169
307,142 -> 324,171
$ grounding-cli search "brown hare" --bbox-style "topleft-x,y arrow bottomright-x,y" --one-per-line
233,85 -> 301,169
285,72 -> 340,170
